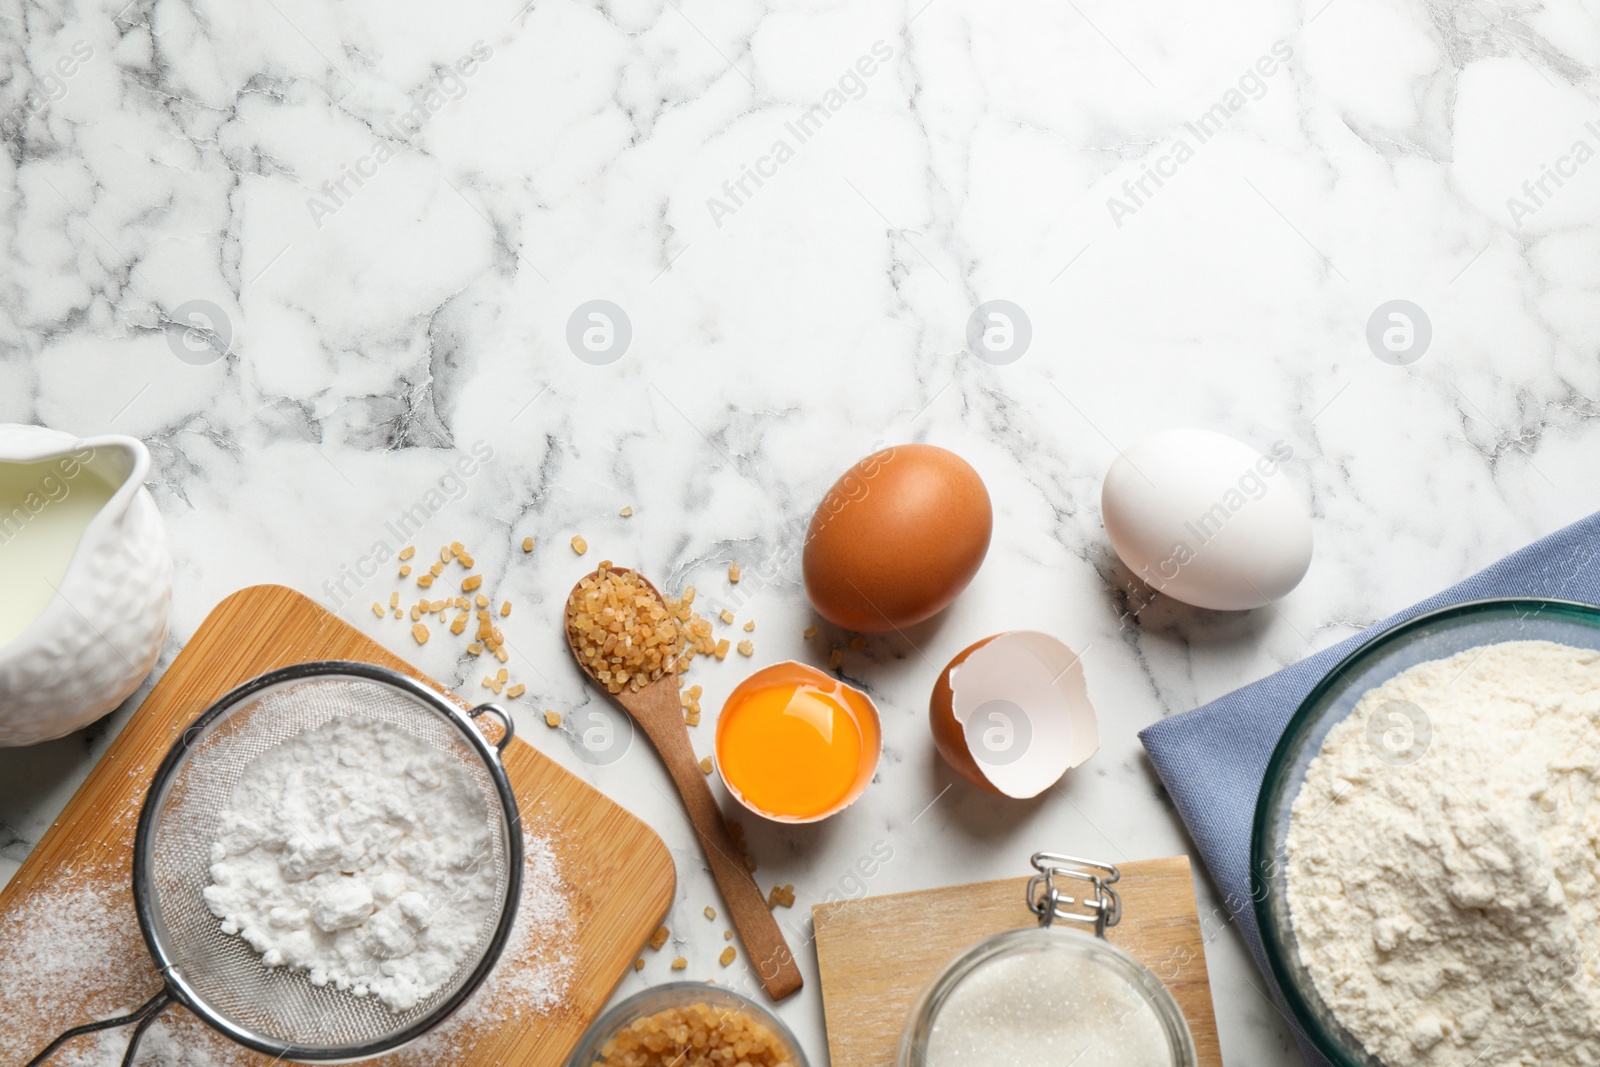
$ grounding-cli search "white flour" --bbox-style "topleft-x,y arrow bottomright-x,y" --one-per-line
1287,640 -> 1600,1066
203,716 -> 499,1012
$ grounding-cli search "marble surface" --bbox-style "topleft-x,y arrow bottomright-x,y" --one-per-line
3,0 -> 1600,1062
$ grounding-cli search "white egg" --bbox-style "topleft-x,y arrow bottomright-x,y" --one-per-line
1100,429 -> 1312,611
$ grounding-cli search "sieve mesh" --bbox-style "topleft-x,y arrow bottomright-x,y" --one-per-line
137,669 -> 518,1055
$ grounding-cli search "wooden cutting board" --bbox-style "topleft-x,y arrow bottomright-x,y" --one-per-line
812,856 -> 1221,1067
0,583 -> 675,1067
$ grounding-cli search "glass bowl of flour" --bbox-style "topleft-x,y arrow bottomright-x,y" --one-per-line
1253,598 -> 1600,1067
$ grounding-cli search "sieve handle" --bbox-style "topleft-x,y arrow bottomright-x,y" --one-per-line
469,702 -> 516,753
25,988 -> 172,1067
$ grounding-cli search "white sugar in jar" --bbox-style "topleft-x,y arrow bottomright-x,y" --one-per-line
900,855 -> 1196,1067
910,929 -> 1188,1067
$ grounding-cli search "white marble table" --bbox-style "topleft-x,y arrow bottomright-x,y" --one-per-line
4,0 -> 1600,1062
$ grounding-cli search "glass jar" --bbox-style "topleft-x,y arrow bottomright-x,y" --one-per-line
899,854 -> 1197,1067
566,983 -> 810,1067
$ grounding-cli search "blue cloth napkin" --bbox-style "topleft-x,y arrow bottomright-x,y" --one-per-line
1139,510 -> 1600,1066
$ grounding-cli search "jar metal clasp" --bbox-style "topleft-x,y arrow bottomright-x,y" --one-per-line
1025,852 -> 1122,938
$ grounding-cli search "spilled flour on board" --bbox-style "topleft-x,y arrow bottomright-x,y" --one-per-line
4,830 -> 573,1066
0,870 -> 163,1064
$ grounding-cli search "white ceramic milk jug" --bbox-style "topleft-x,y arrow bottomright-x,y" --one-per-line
0,424 -> 172,745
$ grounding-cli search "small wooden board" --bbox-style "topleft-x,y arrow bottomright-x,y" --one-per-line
0,584 -> 675,1066
812,855 -> 1221,1067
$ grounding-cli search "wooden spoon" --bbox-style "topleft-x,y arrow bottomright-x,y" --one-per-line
564,566 -> 804,1001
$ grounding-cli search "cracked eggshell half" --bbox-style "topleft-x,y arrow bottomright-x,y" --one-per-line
1100,429 -> 1312,611
929,631 -> 1098,799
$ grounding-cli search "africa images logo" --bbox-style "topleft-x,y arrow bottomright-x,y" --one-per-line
1105,41 -> 1293,227
706,40 -> 896,228
305,41 -> 493,228
1505,118 -> 1600,228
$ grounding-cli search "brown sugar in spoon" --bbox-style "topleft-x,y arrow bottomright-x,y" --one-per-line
564,566 -> 804,1001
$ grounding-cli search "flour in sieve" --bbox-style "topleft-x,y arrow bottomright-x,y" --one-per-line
1287,640 -> 1600,1066
203,715 -> 500,1012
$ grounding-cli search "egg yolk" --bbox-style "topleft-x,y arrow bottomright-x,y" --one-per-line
718,682 -> 864,819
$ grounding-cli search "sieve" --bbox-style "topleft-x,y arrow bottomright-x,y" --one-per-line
25,660 -> 524,1066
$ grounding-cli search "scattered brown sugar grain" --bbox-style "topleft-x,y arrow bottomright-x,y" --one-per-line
803,625 -> 819,639
737,640 -> 754,657
544,709 -> 562,727
699,757 -> 713,775
620,505 -> 633,517
828,648 -> 843,670
714,639 -> 730,661
724,930 -> 733,941
649,926 -> 670,951
399,545 -> 416,561
399,564 -> 412,577
670,957 -> 688,971
849,636 -> 867,652
385,539 -> 530,665
743,620 -> 755,632
591,1002 -> 795,1067
571,535 -> 588,555
371,602 -> 384,617
704,906 -> 717,921
767,884 -> 796,909
719,946 -> 737,967
522,536 -> 534,553
507,683 -> 526,699
729,562 -> 741,583
719,609 -> 735,625
566,562 -> 716,694
633,958 -> 645,972
411,623 -> 430,645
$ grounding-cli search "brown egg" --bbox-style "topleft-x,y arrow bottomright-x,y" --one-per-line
802,444 -> 992,633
